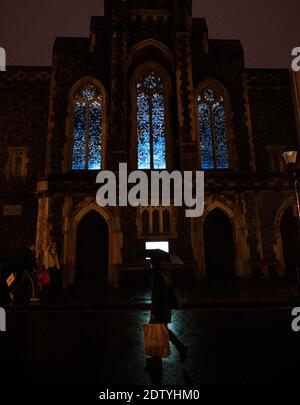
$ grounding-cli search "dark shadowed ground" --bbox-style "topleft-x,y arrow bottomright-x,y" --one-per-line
1,306 -> 299,385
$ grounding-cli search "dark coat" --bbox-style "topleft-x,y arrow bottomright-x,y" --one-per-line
151,268 -> 176,324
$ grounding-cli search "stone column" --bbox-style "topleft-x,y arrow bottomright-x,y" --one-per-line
62,197 -> 73,285
173,0 -> 198,171
35,181 -> 51,267
244,192 -> 265,278
109,0 -> 128,170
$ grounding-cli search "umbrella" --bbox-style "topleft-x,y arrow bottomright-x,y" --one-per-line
134,248 -> 184,264
145,248 -> 170,262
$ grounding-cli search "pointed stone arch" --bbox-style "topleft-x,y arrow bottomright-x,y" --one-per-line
273,198 -> 298,277
127,38 -> 175,69
191,198 -> 249,280
194,78 -> 236,170
129,60 -> 173,170
63,76 -> 108,172
203,208 -> 235,280
66,202 -> 122,287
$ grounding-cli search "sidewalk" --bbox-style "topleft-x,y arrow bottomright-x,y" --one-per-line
9,279 -> 300,311
180,279 -> 300,308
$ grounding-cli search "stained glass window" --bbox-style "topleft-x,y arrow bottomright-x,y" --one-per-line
197,88 -> 229,169
136,72 -> 166,169
72,84 -> 103,170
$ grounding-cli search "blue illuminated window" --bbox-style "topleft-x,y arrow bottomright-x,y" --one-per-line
197,88 -> 229,169
136,72 -> 166,170
72,84 -> 103,170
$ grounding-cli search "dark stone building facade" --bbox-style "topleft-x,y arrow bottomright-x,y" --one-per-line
0,0 -> 299,289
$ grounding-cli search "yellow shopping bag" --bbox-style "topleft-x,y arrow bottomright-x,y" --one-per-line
142,323 -> 171,358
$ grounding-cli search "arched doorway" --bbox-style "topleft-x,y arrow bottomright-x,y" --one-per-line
204,208 -> 235,280
280,206 -> 300,279
76,210 -> 109,285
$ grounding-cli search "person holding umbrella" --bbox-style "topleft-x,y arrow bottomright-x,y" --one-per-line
146,249 -> 188,370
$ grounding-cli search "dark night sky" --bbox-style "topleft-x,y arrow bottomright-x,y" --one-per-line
0,0 -> 299,68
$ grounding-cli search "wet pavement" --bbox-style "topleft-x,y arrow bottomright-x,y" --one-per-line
5,279 -> 300,311
1,306 -> 300,384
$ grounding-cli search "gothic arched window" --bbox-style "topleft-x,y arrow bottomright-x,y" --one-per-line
72,83 -> 103,170
136,72 -> 167,170
197,88 -> 229,170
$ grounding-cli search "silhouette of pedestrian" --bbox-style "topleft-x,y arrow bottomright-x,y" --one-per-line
0,263 -> 10,305
0,241 -> 38,305
146,254 -> 188,370
45,240 -> 62,300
